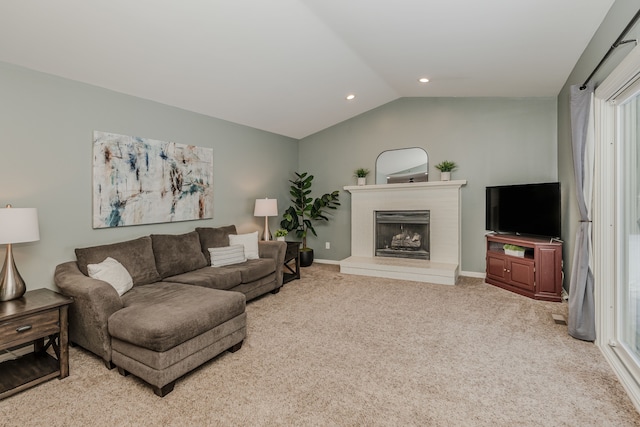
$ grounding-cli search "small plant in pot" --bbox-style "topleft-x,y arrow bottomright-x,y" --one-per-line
274,229 -> 288,242
434,160 -> 457,181
281,172 -> 340,267
503,244 -> 525,257
354,168 -> 370,186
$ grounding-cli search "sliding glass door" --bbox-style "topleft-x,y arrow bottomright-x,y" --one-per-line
595,46 -> 640,407
617,88 -> 640,362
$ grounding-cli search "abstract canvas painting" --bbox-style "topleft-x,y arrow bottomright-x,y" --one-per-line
93,131 -> 213,228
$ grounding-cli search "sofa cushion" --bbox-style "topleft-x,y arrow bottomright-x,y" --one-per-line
164,267 -> 242,290
196,225 -> 237,264
110,282 -> 245,352
232,274 -> 278,301
223,258 -> 276,284
167,258 -> 275,288
111,312 -> 246,371
151,231 -> 207,278
76,236 -> 161,286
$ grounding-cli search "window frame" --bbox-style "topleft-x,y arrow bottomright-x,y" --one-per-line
595,44 -> 640,411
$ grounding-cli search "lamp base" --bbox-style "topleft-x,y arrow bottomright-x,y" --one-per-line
261,216 -> 272,241
0,244 -> 27,301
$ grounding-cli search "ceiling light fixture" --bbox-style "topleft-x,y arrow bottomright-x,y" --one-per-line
346,94 -> 356,100
418,77 -> 430,83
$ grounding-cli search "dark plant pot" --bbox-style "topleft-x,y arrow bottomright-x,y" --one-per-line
299,248 -> 314,267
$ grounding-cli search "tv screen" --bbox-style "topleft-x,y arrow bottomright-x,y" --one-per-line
486,182 -> 561,238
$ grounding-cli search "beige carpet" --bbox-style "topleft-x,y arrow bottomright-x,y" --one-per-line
1,264 -> 639,426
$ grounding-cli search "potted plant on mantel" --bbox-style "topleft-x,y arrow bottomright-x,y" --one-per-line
354,168 -> 370,186
281,172 -> 340,267
434,160 -> 457,181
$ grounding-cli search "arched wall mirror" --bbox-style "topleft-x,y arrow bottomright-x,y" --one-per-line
375,147 -> 429,184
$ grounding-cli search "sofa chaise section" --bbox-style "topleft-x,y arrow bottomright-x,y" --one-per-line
110,282 -> 246,396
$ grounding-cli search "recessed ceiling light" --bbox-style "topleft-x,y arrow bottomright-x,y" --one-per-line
346,94 -> 356,100
418,77 -> 430,83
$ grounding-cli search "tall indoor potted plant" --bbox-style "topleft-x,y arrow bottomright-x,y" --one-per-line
281,172 -> 340,267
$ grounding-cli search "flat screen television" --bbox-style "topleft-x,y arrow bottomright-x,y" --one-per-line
486,182 -> 561,238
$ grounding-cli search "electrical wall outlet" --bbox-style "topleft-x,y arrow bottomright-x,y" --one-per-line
325,242 -> 330,249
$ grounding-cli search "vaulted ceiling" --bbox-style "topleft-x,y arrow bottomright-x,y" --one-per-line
0,1 -> 615,139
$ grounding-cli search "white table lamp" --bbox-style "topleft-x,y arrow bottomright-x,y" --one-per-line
0,205 -> 40,301
254,198 -> 278,241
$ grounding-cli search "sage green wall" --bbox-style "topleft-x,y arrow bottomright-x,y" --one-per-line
0,61 -> 297,291
298,97 -> 557,274
557,0 -> 639,291
5,0 -> 634,292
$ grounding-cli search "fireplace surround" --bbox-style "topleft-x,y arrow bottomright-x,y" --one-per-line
340,180 -> 466,285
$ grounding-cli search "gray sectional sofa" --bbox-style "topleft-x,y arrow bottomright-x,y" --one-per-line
54,225 -> 286,396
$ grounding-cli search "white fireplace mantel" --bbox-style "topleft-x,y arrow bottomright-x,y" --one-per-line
343,180 -> 466,193
340,180 -> 466,285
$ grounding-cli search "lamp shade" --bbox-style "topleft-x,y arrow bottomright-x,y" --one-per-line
254,198 -> 278,217
0,207 -> 40,245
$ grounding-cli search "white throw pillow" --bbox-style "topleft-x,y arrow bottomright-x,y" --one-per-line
209,244 -> 247,267
87,257 -> 133,296
229,231 -> 260,260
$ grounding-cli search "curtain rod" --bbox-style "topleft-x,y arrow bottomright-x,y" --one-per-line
580,8 -> 640,90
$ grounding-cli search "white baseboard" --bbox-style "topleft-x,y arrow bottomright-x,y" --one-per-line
313,258 -> 340,265
460,270 -> 486,279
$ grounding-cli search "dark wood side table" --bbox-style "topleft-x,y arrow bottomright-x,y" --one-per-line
0,288 -> 73,400
283,241 -> 301,284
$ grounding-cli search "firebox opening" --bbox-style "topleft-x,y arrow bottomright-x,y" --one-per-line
375,210 -> 430,260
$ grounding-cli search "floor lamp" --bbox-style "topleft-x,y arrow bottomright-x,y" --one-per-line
0,205 -> 40,301
254,198 -> 278,241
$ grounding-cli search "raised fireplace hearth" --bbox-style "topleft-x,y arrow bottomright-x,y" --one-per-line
340,181 -> 466,285
376,210 -> 430,260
